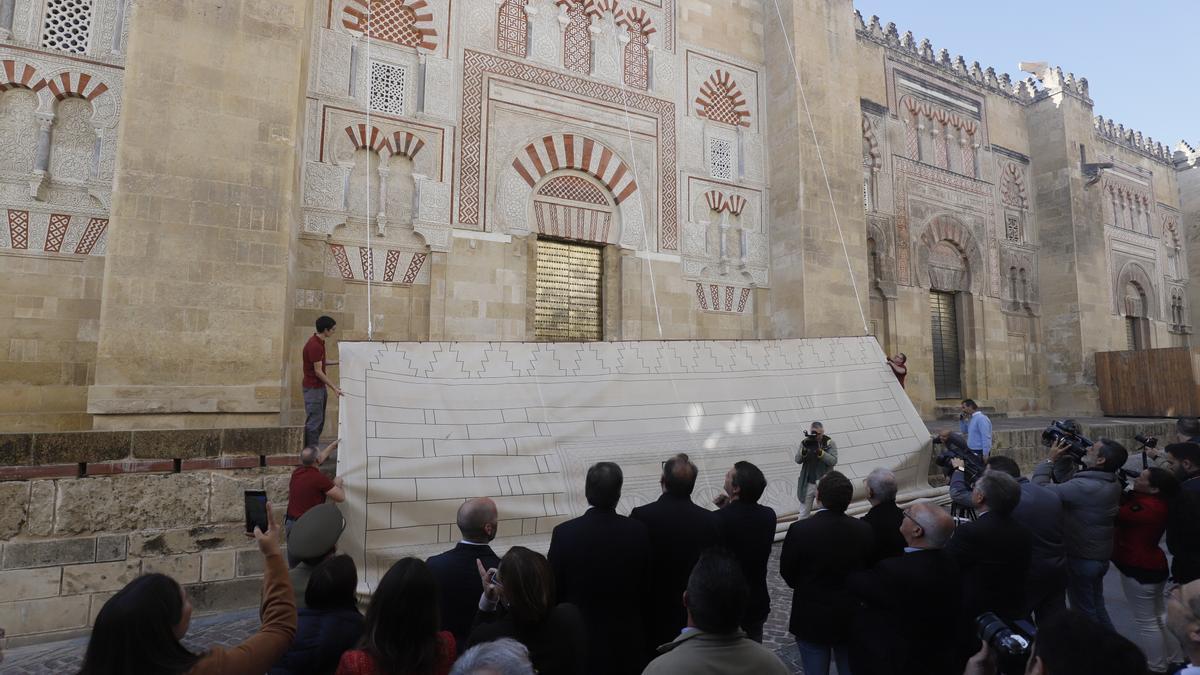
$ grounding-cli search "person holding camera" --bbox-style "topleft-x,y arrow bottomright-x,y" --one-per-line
1113,467 -> 1184,673
1031,437 -> 1128,630
959,400 -> 993,459
795,422 -> 838,516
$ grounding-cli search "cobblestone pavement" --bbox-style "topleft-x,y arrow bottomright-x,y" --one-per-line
3,541 -> 1146,675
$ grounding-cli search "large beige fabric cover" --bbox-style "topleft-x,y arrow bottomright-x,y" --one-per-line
337,337 -> 934,589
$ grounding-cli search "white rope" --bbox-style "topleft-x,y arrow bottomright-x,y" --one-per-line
769,0 -> 869,335
606,15 -> 664,338
363,13 -> 374,340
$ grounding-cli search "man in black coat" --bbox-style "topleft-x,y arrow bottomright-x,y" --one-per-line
425,497 -> 501,654
630,453 -> 720,652
848,501 -> 961,675
548,461 -> 652,675
712,460 -> 777,642
946,469 -> 1033,624
780,470 -> 875,675
862,467 -> 906,566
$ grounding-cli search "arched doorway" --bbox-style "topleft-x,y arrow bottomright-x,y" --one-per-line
530,172 -> 619,341
918,215 -> 982,401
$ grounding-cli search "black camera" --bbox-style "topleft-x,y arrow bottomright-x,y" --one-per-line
932,434 -> 985,485
976,612 -> 1036,675
1041,419 -> 1093,462
1135,434 -> 1157,448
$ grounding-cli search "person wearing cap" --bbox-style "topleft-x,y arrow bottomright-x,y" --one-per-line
287,503 -> 347,609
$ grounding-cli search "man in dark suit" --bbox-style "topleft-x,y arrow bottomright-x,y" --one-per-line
630,453 -> 720,652
862,467 -> 906,566
780,470 -> 875,675
548,462 -> 652,675
947,469 -> 1033,622
848,501 -> 961,675
712,461 -> 777,642
426,497 -> 500,654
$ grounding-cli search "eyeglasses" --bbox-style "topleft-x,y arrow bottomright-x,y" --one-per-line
901,509 -> 922,531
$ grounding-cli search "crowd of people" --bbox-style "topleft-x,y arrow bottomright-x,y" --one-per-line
70,407 -> 1200,675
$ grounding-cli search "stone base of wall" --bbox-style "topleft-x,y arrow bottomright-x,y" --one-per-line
0,427 -> 305,643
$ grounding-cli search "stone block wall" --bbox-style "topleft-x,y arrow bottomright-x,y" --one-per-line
0,427 -> 303,643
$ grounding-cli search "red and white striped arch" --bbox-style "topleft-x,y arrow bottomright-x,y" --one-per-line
511,134 -> 638,204
344,124 -> 425,158
0,59 -> 45,93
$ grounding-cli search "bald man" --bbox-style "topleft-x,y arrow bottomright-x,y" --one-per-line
847,502 -> 962,675
630,453 -> 719,654
427,497 -> 501,653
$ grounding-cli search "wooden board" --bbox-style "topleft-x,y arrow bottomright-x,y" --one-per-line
1096,347 -> 1200,417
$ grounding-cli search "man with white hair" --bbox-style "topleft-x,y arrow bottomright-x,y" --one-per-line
862,467 -> 905,565
847,502 -> 962,675
450,638 -> 535,675
1167,579 -> 1200,675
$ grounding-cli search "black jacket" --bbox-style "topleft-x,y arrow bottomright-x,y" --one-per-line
1168,487 -> 1200,583
269,606 -> 364,675
548,507 -> 652,675
467,603 -> 588,675
862,500 -> 906,566
426,541 -> 500,653
945,511 -> 1033,621
630,492 -> 720,649
779,510 -> 875,644
713,500 -> 777,625
847,548 -> 962,675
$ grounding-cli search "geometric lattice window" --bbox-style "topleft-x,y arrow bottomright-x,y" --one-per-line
709,137 -> 733,181
694,70 -> 751,128
496,0 -> 529,57
40,0 -> 94,54
1005,214 -> 1021,242
369,61 -> 406,115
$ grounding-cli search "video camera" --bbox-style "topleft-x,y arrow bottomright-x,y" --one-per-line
932,433 -> 985,486
976,612 -> 1036,675
799,429 -> 829,459
1041,419 -> 1093,463
1120,434 -> 1160,480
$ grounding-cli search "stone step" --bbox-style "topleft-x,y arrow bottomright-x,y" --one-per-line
933,405 -> 1007,421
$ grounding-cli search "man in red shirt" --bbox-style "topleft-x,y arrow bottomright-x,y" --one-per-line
302,315 -> 342,448
286,438 -> 345,567
887,353 -> 907,388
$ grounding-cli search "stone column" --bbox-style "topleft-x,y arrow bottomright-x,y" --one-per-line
1027,83 -> 1106,415
0,0 -> 15,40
88,0 -> 312,429
763,0 -> 869,338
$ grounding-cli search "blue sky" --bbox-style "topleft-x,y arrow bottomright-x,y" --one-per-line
850,1 -> 1199,148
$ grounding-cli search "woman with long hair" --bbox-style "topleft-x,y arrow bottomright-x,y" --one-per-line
272,554 -> 364,674
467,546 -> 587,675
79,502 -> 296,675
337,557 -> 455,675
1113,467 -> 1183,674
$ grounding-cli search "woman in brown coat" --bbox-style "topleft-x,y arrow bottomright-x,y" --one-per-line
78,502 -> 297,675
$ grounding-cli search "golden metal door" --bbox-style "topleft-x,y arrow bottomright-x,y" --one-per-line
535,239 -> 602,341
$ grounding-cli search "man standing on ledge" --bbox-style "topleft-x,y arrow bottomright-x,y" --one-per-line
959,399 -> 992,459
303,316 -> 342,448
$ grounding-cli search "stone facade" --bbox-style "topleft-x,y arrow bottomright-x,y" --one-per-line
0,3 -> 1195,422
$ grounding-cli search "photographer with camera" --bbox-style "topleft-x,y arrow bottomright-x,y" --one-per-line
959,400 -> 993,459
1121,434 -> 1171,478
936,431 -> 985,516
794,421 -> 838,516
1031,437 -> 1128,630
963,610 -> 1148,675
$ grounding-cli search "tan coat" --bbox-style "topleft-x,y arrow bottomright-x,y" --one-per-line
643,630 -> 790,675
187,551 -> 297,675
